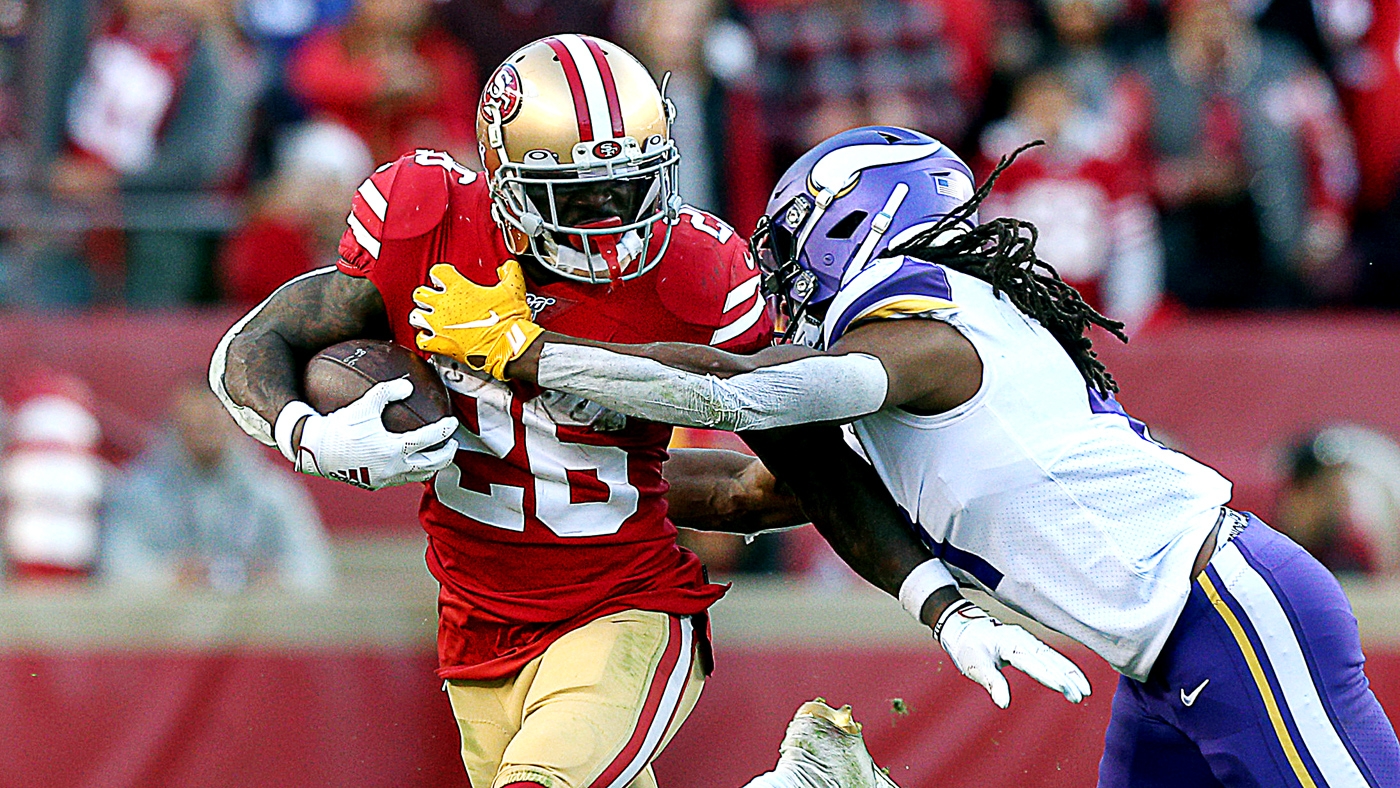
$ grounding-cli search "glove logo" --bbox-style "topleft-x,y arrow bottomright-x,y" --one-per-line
444,311 -> 502,330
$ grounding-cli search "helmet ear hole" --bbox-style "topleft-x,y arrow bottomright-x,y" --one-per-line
826,210 -> 869,240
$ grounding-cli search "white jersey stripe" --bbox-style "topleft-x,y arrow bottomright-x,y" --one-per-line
1212,543 -> 1372,788
603,617 -> 693,788
557,34 -> 615,140
723,276 -> 761,312
346,212 -> 381,259
357,179 -> 388,222
711,296 -> 765,346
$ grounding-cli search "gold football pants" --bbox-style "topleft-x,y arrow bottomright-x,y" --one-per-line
446,610 -> 706,788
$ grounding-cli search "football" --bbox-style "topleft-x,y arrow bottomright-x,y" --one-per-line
303,339 -> 451,432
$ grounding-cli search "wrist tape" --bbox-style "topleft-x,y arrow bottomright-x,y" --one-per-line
898,558 -> 956,623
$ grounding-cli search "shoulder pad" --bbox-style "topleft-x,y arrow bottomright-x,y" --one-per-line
655,207 -> 760,328
353,150 -> 483,243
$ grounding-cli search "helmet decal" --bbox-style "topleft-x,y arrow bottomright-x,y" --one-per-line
482,63 -> 523,124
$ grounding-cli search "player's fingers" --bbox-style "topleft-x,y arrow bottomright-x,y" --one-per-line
411,287 -> 440,311
1004,627 -> 1091,700
497,259 -> 526,293
418,335 -> 461,359
959,660 -> 1010,709
428,263 -> 466,290
1028,641 -> 1091,699
407,438 -> 458,471
401,417 -> 460,453
361,379 -> 415,413
1005,648 -> 1083,703
408,308 -> 434,333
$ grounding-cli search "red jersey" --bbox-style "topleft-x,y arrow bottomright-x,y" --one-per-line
336,150 -> 773,680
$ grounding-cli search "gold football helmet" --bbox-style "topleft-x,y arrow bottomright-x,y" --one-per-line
477,34 -> 682,283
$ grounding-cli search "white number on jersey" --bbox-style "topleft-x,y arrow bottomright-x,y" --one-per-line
413,149 -> 478,185
434,381 -> 640,537
679,206 -> 735,244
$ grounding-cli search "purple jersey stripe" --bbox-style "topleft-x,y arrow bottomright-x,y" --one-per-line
901,505 -> 1005,590
1235,521 -> 1382,787
1204,563 -> 1332,787
827,259 -> 955,345
1087,386 -> 1154,441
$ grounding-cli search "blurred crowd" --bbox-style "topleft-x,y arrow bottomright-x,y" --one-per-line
0,0 -> 1392,318
0,371 -> 334,591
1,0 -> 1400,586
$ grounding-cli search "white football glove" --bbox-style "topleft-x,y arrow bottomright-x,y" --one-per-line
935,598 -> 1091,709
274,379 -> 459,490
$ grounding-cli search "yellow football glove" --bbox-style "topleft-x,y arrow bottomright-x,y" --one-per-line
409,260 -> 544,380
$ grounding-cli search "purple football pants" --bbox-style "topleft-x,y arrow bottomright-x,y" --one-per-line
1098,514 -> 1400,787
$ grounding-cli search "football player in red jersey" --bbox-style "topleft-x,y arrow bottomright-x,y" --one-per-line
211,34 -> 900,788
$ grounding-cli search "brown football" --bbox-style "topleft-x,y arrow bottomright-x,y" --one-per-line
304,339 -> 451,432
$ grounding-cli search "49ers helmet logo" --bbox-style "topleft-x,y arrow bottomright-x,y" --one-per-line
592,140 -> 623,159
481,63 -> 523,123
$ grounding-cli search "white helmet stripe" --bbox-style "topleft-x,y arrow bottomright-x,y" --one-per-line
556,34 -> 616,142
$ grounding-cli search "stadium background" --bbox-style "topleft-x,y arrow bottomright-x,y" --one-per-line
2,0 -> 1400,786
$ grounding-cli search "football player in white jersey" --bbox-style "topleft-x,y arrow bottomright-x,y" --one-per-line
408,127 -> 1400,787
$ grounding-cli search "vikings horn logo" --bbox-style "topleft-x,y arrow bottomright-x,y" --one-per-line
481,64 -> 523,123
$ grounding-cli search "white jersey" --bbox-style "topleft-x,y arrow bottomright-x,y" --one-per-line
832,259 -> 1232,680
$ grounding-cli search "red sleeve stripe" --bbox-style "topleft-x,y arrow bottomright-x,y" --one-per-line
356,178 -> 388,222
590,616 -> 694,788
711,296 -> 765,346
583,37 -> 626,139
545,36 -> 594,142
723,275 -> 761,313
346,212 -> 381,259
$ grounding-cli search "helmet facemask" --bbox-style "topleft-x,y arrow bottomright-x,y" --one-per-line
484,105 -> 683,284
753,213 -> 824,346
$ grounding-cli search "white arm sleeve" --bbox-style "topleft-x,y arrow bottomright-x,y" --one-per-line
208,266 -> 337,447
534,344 -> 889,431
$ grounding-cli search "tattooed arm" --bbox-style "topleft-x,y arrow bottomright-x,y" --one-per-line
209,268 -> 457,489
212,268 -> 391,441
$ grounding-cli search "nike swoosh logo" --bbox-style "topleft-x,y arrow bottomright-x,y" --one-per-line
444,311 -> 500,330
1181,678 -> 1209,707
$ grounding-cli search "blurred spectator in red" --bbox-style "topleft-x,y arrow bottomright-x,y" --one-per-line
1,373 -> 105,583
433,0 -> 614,83
615,0 -> 770,230
47,0 -> 258,306
1320,0 -> 1400,306
1132,0 -> 1357,308
102,381 -> 333,592
1277,425 -> 1400,576
220,120 -> 373,305
287,0 -> 477,165
742,0 -> 993,172
979,68 -> 1164,331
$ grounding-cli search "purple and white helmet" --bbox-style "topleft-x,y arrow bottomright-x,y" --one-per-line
752,126 -> 978,344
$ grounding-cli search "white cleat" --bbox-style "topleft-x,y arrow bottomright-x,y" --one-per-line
764,699 -> 901,788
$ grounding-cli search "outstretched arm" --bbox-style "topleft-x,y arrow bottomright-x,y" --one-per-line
743,423 -> 1091,709
408,260 -> 980,428
498,318 -> 981,432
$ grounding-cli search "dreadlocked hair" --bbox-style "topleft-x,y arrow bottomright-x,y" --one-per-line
883,140 -> 1128,395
